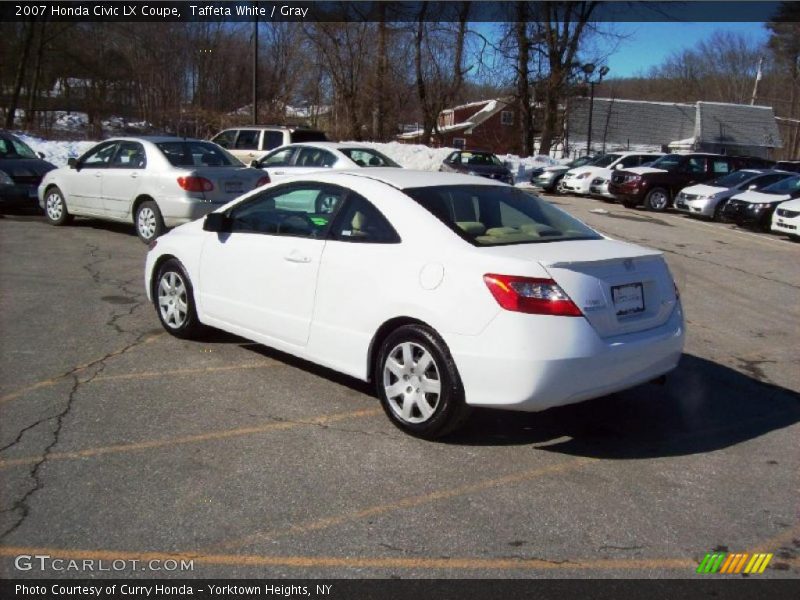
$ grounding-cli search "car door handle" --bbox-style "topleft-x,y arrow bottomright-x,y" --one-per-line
94,172 -> 102,177
130,172 -> 139,178
284,253 -> 311,264
273,171 -> 285,175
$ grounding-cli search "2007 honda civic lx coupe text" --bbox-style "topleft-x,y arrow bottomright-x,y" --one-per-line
145,170 -> 684,438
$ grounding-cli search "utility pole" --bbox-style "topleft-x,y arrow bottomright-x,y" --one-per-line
253,18 -> 259,124
750,56 -> 763,106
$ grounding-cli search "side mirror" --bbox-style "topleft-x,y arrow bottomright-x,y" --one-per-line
748,184 -> 758,190
203,212 -> 232,232
38,152 -> 46,159
615,164 -> 623,170
67,157 -> 78,169
249,160 -> 260,168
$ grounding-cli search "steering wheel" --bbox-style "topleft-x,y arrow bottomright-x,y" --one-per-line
277,213 -> 316,235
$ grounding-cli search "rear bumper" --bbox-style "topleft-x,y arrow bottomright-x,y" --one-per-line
445,305 -> 684,411
158,196 -> 226,227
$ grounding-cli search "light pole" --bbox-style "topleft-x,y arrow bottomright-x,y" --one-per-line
582,63 -> 610,155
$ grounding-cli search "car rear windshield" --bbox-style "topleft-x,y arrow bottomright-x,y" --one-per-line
290,130 -> 328,144
404,185 -> 602,246
339,148 -> 400,167
709,170 -> 759,187
156,141 -> 238,167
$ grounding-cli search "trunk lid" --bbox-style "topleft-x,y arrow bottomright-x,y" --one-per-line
483,240 -> 678,338
189,167 -> 264,203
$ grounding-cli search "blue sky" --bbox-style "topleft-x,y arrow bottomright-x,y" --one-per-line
599,22 -> 769,78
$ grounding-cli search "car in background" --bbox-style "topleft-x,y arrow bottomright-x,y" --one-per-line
39,136 -> 268,243
674,169 -> 794,221
210,126 -> 328,163
0,130 -> 56,211
531,154 -> 598,192
439,150 -> 514,184
560,152 -> 664,196
776,160 -> 800,173
145,169 -> 683,438
771,197 -> 800,240
609,153 -> 750,211
722,174 -> 800,231
253,142 -> 401,184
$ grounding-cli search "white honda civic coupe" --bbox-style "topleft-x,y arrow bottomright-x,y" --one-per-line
145,169 -> 684,438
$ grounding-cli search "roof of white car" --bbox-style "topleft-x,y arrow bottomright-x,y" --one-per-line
277,141 -> 386,151
106,136 -> 207,144
336,168 -> 501,189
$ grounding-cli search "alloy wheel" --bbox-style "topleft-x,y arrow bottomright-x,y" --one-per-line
137,207 -> 157,241
382,342 -> 442,424
157,271 -> 188,329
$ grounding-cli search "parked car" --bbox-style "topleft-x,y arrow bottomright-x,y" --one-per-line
722,174 -> 800,231
560,152 -> 664,196
608,153 -> 750,211
39,137 -> 269,243
0,130 -> 56,211
439,150 -> 514,184
776,160 -> 800,173
771,197 -> 800,240
210,126 -> 328,163
145,169 -> 684,439
253,142 -> 401,184
531,154 -> 598,192
674,169 -> 794,221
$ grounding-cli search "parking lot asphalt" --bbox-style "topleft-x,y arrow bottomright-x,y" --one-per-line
0,195 -> 798,580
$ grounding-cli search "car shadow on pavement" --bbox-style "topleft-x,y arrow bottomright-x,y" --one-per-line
445,353 -> 800,457
71,218 -> 139,238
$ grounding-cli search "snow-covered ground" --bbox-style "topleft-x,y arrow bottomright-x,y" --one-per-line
15,133 -> 95,168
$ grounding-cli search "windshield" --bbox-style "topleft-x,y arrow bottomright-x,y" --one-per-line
339,148 -> 400,168
709,171 -> 757,188
157,141 -> 239,167
590,154 -> 622,168
455,152 -> 503,167
567,155 -> 596,168
404,185 -> 602,246
762,175 -> 800,195
0,135 -> 38,159
649,154 -> 684,171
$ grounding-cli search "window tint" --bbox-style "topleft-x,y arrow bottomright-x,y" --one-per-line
263,131 -> 284,150
290,130 -> 328,144
752,173 -> 789,189
592,154 -> 622,168
619,155 -> 641,168
686,157 -> 707,174
339,148 -> 400,168
212,130 -> 236,149
260,147 -> 295,167
330,195 -> 400,243
712,159 -> 731,174
235,130 -> 260,150
228,185 -> 345,237
405,185 -> 601,246
81,143 -> 118,168
710,170 -> 756,187
0,135 -> 37,158
110,141 -> 146,169
650,154 -> 684,171
295,147 -> 337,168
762,175 -> 800,195
156,141 -> 237,167
458,152 -> 502,166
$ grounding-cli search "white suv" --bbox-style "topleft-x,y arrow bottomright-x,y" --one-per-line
561,152 -> 664,197
210,126 -> 328,163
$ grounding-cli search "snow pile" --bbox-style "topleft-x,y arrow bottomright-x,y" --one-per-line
15,133 -> 95,167
53,112 -> 89,131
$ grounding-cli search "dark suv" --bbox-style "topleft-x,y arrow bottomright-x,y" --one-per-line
609,153 -> 761,211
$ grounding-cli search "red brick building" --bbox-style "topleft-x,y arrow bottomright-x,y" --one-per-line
398,98 -> 523,155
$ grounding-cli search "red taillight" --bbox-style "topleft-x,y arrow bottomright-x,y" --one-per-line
256,175 -> 271,187
177,176 -> 214,192
483,274 -> 583,317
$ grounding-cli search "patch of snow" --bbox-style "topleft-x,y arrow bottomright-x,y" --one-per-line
14,133 -> 96,167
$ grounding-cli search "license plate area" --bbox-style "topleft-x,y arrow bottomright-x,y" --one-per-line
612,282 -> 645,316
224,180 -> 243,194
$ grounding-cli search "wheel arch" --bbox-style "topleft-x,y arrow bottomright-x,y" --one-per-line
149,253 -> 179,301
366,316 -> 440,382
131,194 -> 156,222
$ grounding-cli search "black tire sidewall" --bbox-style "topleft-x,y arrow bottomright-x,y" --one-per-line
136,200 -> 165,243
154,259 -> 203,339
374,324 -> 467,439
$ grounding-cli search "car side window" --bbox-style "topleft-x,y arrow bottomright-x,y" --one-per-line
295,147 -> 336,168
262,131 -> 284,150
109,141 -> 146,169
261,148 -> 295,167
618,155 -> 640,168
712,159 -> 730,174
686,157 -> 707,174
330,195 -> 400,244
235,130 -> 260,150
228,184 -> 345,238
80,143 -> 118,168
212,130 -> 237,149
752,174 -> 784,189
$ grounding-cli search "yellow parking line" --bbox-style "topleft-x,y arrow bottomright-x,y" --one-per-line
0,408 -> 382,469
0,333 -> 164,406
0,545 -> 696,571
211,458 -> 595,551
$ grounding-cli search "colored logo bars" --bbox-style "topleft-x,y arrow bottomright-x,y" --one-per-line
697,552 -> 773,574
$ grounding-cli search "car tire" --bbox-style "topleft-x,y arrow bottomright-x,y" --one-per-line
645,187 -> 670,212
375,324 -> 470,440
154,259 -> 205,339
712,200 -> 727,222
44,186 -> 73,226
135,200 -> 165,244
